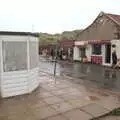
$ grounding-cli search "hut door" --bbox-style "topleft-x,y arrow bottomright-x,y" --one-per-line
105,44 -> 111,64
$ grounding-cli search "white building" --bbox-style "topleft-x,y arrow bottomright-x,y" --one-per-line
74,40 -> 120,66
74,12 -> 120,66
0,31 -> 39,98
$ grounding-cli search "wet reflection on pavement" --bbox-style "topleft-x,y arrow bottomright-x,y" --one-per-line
39,59 -> 120,93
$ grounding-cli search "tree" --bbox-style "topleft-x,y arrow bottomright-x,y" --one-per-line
38,29 -> 82,46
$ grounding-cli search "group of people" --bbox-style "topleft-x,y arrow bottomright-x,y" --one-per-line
112,50 -> 120,69
41,48 -> 73,61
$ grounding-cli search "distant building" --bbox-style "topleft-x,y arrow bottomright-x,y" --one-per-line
74,12 -> 120,66
39,44 -> 56,56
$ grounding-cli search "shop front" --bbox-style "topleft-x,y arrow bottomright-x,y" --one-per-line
73,41 -> 88,62
88,40 -> 111,65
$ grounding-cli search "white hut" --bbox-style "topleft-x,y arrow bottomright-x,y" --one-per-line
0,31 -> 39,98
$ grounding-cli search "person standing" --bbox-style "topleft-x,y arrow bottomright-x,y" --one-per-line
112,50 -> 117,67
114,58 -> 120,69
59,49 -> 63,60
51,49 -> 54,60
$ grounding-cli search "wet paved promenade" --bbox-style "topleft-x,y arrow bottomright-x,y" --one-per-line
39,58 -> 120,93
0,72 -> 120,120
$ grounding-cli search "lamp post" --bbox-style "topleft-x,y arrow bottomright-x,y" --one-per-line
54,40 -> 59,83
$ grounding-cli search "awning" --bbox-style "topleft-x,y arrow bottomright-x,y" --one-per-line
88,40 -> 110,44
75,41 -> 88,47
60,44 -> 74,48
60,40 -> 75,48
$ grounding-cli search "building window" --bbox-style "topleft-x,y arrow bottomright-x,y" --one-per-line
92,44 -> 101,55
3,41 -> 27,72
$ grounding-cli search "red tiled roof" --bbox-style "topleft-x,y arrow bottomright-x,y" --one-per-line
106,14 -> 120,25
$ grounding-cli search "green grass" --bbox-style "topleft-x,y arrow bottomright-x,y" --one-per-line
111,108 -> 120,115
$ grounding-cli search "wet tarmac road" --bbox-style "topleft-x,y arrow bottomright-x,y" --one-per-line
39,58 -> 120,93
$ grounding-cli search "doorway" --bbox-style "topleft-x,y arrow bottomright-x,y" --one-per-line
80,48 -> 86,58
105,44 -> 111,64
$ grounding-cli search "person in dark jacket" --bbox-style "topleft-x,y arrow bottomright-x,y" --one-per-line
51,49 -> 54,60
112,50 -> 117,67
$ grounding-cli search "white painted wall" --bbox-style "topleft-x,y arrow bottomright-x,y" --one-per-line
28,67 -> 39,93
102,45 -> 105,65
0,34 -> 39,98
86,44 -> 92,62
1,70 -> 28,97
1,67 -> 39,98
73,46 -> 80,60
0,40 -> 2,96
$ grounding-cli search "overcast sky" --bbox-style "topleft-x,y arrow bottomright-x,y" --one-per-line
0,0 -> 120,34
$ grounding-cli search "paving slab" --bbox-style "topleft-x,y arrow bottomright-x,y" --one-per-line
43,96 -> 63,105
64,88 -> 81,93
44,114 -> 67,120
67,99 -> 92,108
59,94 -> 81,101
55,84 -> 71,89
39,91 -> 54,98
51,88 -> 71,96
43,85 -> 60,91
95,96 -> 120,111
32,106 -> 59,120
98,115 -> 120,120
63,109 -> 92,120
50,101 -> 74,113
27,100 -> 47,108
80,103 -> 110,118
0,112 -> 36,120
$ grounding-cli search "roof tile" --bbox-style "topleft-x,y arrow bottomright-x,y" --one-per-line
107,14 -> 120,24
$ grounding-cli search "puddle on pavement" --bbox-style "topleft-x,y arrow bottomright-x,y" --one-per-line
65,64 -> 120,93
